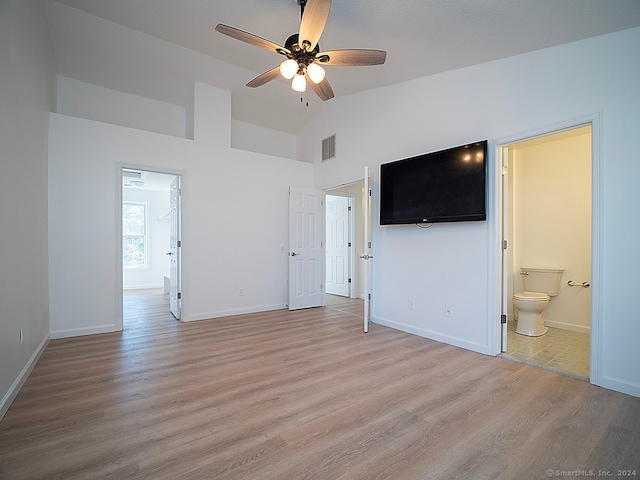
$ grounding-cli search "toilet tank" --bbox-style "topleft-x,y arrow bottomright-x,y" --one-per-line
521,267 -> 564,296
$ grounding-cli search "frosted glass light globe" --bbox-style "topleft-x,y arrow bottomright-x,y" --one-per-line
292,73 -> 307,92
307,62 -> 326,84
280,59 -> 298,79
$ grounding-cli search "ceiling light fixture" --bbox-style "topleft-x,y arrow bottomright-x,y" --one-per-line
281,59 -> 324,91
291,72 -> 307,92
306,62 -> 325,84
280,59 -> 298,79
215,0 -> 387,102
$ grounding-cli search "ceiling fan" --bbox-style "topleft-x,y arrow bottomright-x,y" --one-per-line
215,0 -> 386,101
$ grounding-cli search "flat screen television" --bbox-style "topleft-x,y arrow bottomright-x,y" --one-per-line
380,140 -> 487,225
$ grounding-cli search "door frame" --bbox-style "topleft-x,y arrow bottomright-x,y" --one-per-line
116,165 -> 186,330
490,112 -> 603,386
323,178 -> 366,305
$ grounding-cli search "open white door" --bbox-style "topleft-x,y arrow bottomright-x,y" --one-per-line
361,167 -> 373,333
289,187 -> 323,310
169,176 -> 182,320
325,195 -> 352,297
501,148 -> 509,351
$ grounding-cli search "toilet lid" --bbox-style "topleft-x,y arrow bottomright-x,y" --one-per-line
513,291 -> 549,302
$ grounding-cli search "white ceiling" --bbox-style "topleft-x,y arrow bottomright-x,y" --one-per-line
45,0 -> 640,134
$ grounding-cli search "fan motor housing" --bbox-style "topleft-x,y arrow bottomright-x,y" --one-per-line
283,33 -> 320,62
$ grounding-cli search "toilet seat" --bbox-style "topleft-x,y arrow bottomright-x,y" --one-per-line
513,291 -> 549,302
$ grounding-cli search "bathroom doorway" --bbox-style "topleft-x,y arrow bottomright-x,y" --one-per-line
500,125 -> 592,380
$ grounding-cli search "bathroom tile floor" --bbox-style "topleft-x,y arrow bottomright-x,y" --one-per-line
500,321 -> 590,380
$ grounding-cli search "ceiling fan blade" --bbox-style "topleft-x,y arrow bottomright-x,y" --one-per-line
247,66 -> 282,88
307,73 -> 334,101
298,0 -> 331,52
316,49 -> 387,66
215,24 -> 289,55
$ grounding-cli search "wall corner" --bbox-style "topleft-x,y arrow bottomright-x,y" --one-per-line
193,81 -> 231,148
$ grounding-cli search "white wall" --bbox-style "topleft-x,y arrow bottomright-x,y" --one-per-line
57,76 -> 187,138
301,27 -> 640,397
231,120 -> 297,160
122,188 -> 171,290
0,0 -> 55,419
49,81 -> 314,338
510,128 -> 592,333
56,77 -> 299,160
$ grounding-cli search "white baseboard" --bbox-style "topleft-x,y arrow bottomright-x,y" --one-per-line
373,316 -> 493,356
123,284 -> 163,290
186,303 -> 287,322
50,324 -> 117,339
511,314 -> 590,334
597,376 -> 640,398
0,333 -> 50,421
543,319 -> 590,334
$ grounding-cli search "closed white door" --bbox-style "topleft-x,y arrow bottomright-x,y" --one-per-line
169,176 -> 181,320
289,187 -> 323,310
325,195 -> 351,297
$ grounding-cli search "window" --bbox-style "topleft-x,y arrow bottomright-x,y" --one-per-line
123,202 -> 147,269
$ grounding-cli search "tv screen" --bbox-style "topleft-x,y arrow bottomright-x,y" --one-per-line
380,140 -> 487,225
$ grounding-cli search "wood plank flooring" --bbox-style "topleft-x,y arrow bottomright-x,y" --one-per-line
1,290 -> 639,479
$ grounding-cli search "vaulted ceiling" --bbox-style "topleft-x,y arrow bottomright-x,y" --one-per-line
45,0 -> 640,134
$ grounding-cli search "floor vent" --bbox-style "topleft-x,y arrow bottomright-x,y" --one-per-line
322,135 -> 336,161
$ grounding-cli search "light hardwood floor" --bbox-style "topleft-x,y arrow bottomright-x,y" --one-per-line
1,290 -> 638,479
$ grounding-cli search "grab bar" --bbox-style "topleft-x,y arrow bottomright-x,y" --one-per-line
567,280 -> 590,288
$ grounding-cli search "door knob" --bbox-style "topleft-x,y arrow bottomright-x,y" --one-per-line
290,252 -> 299,256
166,252 -> 173,256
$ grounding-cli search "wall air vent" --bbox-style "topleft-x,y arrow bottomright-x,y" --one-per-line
122,170 -> 145,187
322,135 -> 336,161
122,170 -> 142,180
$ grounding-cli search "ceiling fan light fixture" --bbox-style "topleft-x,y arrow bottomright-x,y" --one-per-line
307,62 -> 326,84
280,59 -> 298,79
216,0 -> 386,103
292,73 -> 307,92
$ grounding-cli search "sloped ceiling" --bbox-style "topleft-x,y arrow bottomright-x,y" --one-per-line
46,0 -> 640,134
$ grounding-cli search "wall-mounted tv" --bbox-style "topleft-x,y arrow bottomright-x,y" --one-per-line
380,140 -> 487,225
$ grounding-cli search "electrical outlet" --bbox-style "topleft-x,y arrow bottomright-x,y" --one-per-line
408,299 -> 415,310
445,305 -> 453,318
239,288 -> 244,296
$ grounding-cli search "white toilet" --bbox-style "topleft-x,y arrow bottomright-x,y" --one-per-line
513,267 -> 564,337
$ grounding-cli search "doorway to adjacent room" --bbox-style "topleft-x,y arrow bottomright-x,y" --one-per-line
120,169 -> 182,329
499,125 -> 593,380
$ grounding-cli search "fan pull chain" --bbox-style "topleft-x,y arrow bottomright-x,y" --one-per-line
300,89 -> 309,107
300,91 -> 309,107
